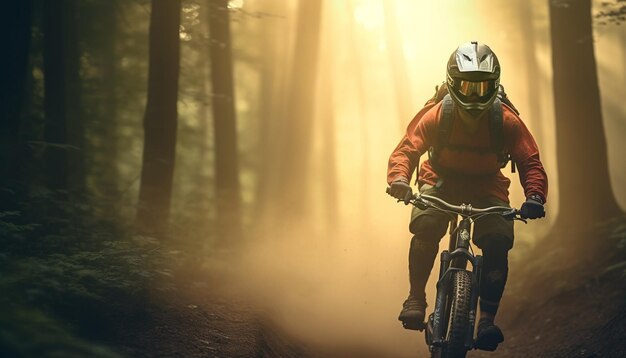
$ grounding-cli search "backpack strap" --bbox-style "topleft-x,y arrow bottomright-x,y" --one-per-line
427,94 -> 454,186
428,94 -> 454,162
489,98 -> 515,172
497,84 -> 520,115
489,97 -> 503,154
438,94 -> 455,149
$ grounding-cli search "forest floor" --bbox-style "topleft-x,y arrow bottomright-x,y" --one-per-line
113,218 -> 626,358
2,201 -> 625,358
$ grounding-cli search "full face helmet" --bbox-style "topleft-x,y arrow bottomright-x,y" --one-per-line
446,41 -> 500,117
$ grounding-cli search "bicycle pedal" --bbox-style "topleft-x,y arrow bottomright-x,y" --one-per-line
402,321 -> 426,331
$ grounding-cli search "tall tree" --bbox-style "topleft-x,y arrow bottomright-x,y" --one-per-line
517,0 -> 545,146
345,0 -> 371,220
548,0 -> 622,235
254,1 -> 290,230
318,3 -> 338,233
0,1 -> 32,207
100,0 -> 120,198
207,0 -> 242,244
382,0 -> 413,132
136,0 -> 182,234
65,0 -> 85,193
43,0 -> 83,192
271,0 -> 323,220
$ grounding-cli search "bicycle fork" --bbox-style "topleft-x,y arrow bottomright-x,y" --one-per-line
428,225 -> 483,351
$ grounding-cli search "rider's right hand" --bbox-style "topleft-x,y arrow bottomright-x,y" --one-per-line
387,177 -> 413,204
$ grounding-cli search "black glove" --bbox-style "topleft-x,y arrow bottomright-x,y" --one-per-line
520,195 -> 545,219
387,177 -> 413,204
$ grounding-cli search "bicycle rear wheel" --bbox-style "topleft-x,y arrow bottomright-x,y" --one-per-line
441,270 -> 472,358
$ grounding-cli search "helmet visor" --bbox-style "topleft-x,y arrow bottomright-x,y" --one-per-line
456,80 -> 496,97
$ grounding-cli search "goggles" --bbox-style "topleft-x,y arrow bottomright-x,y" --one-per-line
456,80 -> 496,97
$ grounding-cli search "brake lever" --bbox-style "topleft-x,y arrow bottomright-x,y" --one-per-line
411,196 -> 430,210
502,209 -> 527,224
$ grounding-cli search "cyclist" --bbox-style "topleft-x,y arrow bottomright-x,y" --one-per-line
387,41 -> 548,351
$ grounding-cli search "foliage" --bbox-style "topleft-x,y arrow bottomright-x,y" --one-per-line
0,192 -> 178,356
597,0 -> 626,25
603,216 -> 626,277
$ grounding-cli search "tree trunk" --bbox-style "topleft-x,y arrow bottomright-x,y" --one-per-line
101,0 -> 119,198
43,0 -> 70,191
136,0 -> 181,234
319,55 -> 338,233
207,0 -> 242,244
548,0 -> 622,234
346,0 -> 370,221
518,0 -> 545,146
64,0 -> 85,193
271,0 -> 323,220
0,0 -> 32,208
382,0 -> 413,132
516,0 -> 550,240
254,1 -> 289,229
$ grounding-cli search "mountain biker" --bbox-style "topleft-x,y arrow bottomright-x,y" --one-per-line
386,41 -> 548,351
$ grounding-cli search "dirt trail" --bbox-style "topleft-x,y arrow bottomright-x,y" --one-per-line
114,220 -> 626,357
113,270 -> 625,358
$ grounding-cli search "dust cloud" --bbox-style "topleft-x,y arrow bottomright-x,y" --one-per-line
220,220 -> 430,357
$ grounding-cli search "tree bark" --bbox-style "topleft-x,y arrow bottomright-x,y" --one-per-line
382,0 -> 413,132
346,0 -> 370,220
518,0 -> 545,146
207,0 -> 242,244
548,0 -> 622,233
272,0 -> 323,219
101,0 -> 119,198
136,0 -> 181,234
43,0 -> 70,191
254,1 -> 290,229
0,0 -> 32,207
319,56 -> 338,233
64,0 -> 85,193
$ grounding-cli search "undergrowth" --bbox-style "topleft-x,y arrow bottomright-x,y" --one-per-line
0,191 -> 180,357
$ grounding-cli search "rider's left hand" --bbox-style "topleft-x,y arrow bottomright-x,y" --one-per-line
520,195 -> 545,219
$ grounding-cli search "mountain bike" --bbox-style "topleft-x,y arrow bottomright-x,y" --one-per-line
403,192 -> 526,358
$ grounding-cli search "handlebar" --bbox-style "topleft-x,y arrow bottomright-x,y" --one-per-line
400,191 -> 526,222
416,194 -> 511,215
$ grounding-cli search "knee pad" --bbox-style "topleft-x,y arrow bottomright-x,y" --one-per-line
410,234 -> 439,253
409,213 -> 448,238
474,233 -> 513,253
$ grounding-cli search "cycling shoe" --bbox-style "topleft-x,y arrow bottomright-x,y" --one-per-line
474,319 -> 504,351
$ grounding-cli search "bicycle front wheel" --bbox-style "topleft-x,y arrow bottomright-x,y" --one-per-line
442,270 -> 472,358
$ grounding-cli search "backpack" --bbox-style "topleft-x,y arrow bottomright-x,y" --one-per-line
425,83 -> 520,177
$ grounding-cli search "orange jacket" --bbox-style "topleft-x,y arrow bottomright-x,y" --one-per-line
387,101 -> 548,204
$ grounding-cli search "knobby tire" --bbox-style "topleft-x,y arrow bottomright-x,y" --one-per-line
438,270 -> 472,358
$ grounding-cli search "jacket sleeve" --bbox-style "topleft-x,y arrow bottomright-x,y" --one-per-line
387,104 -> 438,185
505,111 -> 549,203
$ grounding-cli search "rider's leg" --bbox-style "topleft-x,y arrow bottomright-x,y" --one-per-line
472,205 -> 513,350
476,235 -> 511,319
472,233 -> 513,350
399,188 -> 449,325
408,214 -> 449,302
472,197 -> 514,321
